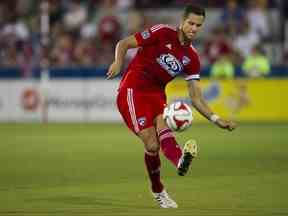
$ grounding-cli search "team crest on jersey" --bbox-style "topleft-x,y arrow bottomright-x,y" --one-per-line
137,117 -> 146,127
141,30 -> 150,39
157,53 -> 183,77
182,56 -> 191,65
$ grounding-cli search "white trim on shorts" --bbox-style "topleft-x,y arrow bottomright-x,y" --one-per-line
127,88 -> 140,133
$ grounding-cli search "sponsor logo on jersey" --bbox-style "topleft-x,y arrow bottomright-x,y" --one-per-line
157,53 -> 183,76
182,56 -> 191,65
137,117 -> 146,127
141,30 -> 150,39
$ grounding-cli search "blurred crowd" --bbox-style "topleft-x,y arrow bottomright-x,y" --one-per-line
0,0 -> 284,78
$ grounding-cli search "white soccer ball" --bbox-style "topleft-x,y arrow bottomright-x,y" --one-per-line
163,101 -> 193,132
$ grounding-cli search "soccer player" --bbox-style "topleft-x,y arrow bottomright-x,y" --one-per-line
107,4 -> 236,208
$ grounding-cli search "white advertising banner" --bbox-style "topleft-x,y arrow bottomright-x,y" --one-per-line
0,79 -> 121,122
46,80 -> 88,122
87,80 -> 122,122
0,80 -> 41,121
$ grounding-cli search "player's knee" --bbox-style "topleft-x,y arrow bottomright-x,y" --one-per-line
143,134 -> 160,153
138,127 -> 159,153
145,142 -> 160,153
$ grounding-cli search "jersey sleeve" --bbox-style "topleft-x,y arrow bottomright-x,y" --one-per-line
183,46 -> 201,81
134,24 -> 173,47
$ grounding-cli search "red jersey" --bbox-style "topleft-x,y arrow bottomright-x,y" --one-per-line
119,24 -> 201,92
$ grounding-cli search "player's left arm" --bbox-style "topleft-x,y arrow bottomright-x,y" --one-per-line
187,80 -> 237,131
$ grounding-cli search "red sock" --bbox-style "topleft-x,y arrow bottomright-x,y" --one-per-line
158,128 -> 182,167
144,152 -> 163,193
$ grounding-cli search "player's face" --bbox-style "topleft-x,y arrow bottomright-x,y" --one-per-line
181,13 -> 204,40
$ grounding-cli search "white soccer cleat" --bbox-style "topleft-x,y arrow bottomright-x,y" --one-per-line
152,189 -> 178,208
177,139 -> 198,176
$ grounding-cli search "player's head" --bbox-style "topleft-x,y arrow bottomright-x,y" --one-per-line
180,4 -> 205,40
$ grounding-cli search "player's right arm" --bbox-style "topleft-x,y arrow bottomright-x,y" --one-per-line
106,35 -> 138,79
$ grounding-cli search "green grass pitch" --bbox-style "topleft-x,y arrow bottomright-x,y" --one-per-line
0,123 -> 287,216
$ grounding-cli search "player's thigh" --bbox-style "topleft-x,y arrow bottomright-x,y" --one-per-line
116,88 -> 154,134
150,93 -> 167,131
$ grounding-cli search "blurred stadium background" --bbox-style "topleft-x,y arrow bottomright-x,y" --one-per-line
0,0 -> 287,215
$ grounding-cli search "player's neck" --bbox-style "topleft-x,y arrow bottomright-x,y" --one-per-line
178,28 -> 192,47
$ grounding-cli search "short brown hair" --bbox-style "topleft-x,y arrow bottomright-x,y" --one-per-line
183,4 -> 206,19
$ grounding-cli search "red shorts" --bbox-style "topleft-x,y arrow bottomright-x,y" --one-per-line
117,88 -> 166,134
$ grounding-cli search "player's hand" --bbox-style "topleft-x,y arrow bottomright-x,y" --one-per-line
215,118 -> 237,131
106,61 -> 122,79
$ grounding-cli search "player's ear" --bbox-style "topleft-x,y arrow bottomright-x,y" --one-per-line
179,21 -> 183,30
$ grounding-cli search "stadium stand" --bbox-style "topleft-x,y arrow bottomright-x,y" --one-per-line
0,0 -> 285,78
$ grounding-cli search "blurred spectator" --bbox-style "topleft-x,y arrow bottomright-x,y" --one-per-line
116,0 -> 135,11
74,38 -> 97,66
1,45 -> 18,67
219,0 -> 246,37
49,0 -> 65,27
1,15 -> 30,42
96,43 -> 115,66
98,15 -> 121,45
51,32 -> 75,66
90,0 -> 122,66
18,42 -> 35,77
64,0 -> 87,31
91,0 -> 123,46
210,55 -> 235,79
0,12 -> 32,73
242,44 -> 271,78
125,9 -> 147,65
127,8 -> 146,34
246,0 -> 270,40
63,0 -> 88,32
203,26 -> 233,64
283,50 -> 288,67
232,20 -> 260,61
80,22 -> 97,39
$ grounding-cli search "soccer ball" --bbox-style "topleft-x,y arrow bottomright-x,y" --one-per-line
163,101 -> 193,132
